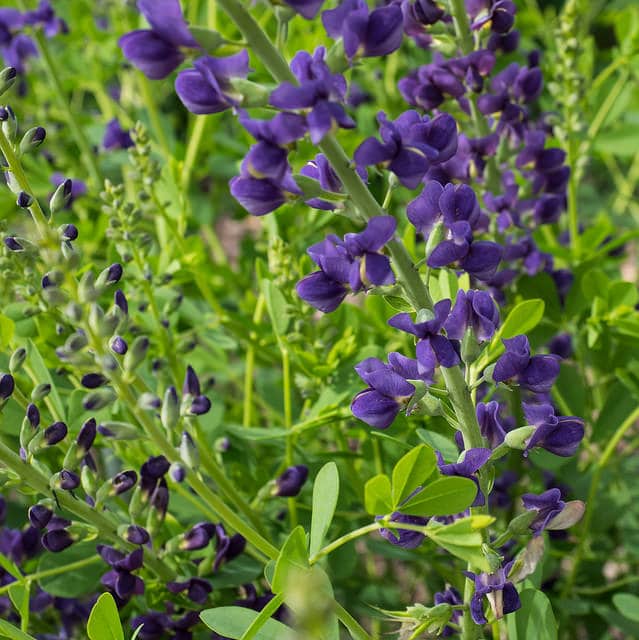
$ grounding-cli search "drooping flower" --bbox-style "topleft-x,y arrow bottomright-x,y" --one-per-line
175,51 -> 250,114
521,403 -> 584,458
443,289 -> 499,342
521,488 -> 565,535
119,0 -> 199,79
476,400 -> 507,447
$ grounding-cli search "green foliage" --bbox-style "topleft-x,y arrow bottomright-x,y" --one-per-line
87,594 -> 124,640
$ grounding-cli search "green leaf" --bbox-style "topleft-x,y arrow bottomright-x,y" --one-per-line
391,444 -> 437,507
209,556 -> 263,589
0,553 -> 22,580
8,581 -> 30,632
383,295 -> 413,312
506,588 -> 557,640
0,619 -> 37,640
399,476 -> 478,517
0,315 -> 14,349
416,429 -> 458,463
613,593 -> 639,622
27,340 -> 64,422
364,474 -> 393,515
425,515 -> 494,569
310,462 -> 340,557
261,280 -> 290,336
87,593 -> 124,640
188,26 -> 227,53
271,526 -> 308,594
200,607 -> 294,640
498,299 -> 545,341
37,542 -> 101,598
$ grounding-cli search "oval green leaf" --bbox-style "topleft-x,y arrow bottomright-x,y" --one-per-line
200,606 -> 294,640
87,593 -> 123,640
399,476 -> 477,517
310,462 -> 339,557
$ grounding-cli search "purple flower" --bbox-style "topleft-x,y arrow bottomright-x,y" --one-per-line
119,0 -> 199,79
98,545 -> 145,600
522,403 -> 584,457
300,153 -> 351,210
351,356 -> 417,429
476,401 -> 507,447
167,578 -> 212,604
102,118 -> 133,150
28,504 -> 53,529
389,300 -> 460,381
401,0 -> 444,48
175,51 -> 250,114
521,488 -> 565,535
181,522 -> 216,550
270,47 -> 354,144
354,111 -> 457,189
444,289 -> 499,342
437,448 -> 490,506
275,465 -> 309,497
44,421 -> 67,446
378,512 -> 428,548
41,528 -> 73,553
547,333 -> 572,359
493,335 -> 560,393
434,587 -> 463,637
125,525 -> 150,545
464,565 -> 521,624
213,524 -> 246,571
283,0 -> 325,19
112,470 -> 137,495
296,216 -> 396,312
322,0 -> 404,59
230,172 -> 301,216
0,373 -> 14,400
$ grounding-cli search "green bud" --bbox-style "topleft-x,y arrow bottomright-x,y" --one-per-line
81,464 -> 97,495
504,426 -> 536,450
0,67 -> 17,97
83,388 -> 116,411
123,336 -> 149,372
63,442 -> 80,469
9,347 -> 27,373
49,179 -> 73,214
41,286 -> 69,306
88,304 -> 111,338
461,328 -> 481,364
78,271 -> 97,303
64,331 -> 88,352
19,126 -> 46,154
1,106 -> 17,143
179,431 -> 199,469
160,387 -> 179,431
31,383 -> 51,402
19,416 -> 37,450
4,171 -> 20,194
128,486 -> 145,520
507,510 -> 538,535
64,302 -> 83,323
99,421 -> 140,439
230,78 -> 271,107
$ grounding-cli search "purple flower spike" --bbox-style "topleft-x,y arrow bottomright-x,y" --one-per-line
522,403 -> 584,458
270,47 -> 354,144
521,488 -> 565,535
323,0 -> 404,59
378,512 -> 428,548
444,289 -> 499,342
464,564 -> 521,625
176,51 -> 250,114
119,0 -> 199,80
275,465 -> 309,497
103,118 -> 133,150
351,357 -> 417,429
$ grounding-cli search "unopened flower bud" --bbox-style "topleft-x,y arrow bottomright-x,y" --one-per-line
16,191 -> 33,208
425,221 -> 445,260
55,469 -> 80,491
28,504 -> 53,529
4,236 -> 24,251
9,348 -> 26,373
121,524 -> 150,545
44,421 -> 67,446
19,126 -> 46,154
81,464 -> 97,495
170,463 -> 186,483
49,179 -> 73,214
83,388 -> 116,411
123,336 -> 149,372
60,223 -> 78,241
110,335 -> 128,355
187,395 -> 211,415
77,418 -> 97,453
112,470 -> 137,495
504,426 -> 536,450
78,271 -> 97,304
0,67 -> 17,97
26,403 -> 40,428
138,392 -> 161,410
180,522 -> 215,550
31,382 -> 51,402
1,105 -> 17,142
0,372 -> 14,399
179,431 -> 199,469
81,373 -> 107,389
161,386 -> 179,431
273,465 -> 308,497
42,528 -> 74,552
96,263 -> 123,289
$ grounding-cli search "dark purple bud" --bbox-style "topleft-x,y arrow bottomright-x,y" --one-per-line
59,469 -> 80,490
547,333 -> 572,359
170,463 -> 186,483
103,263 -> 123,285
19,126 -> 46,153
110,336 -> 128,355
141,455 -> 171,480
81,373 -> 108,389
61,223 -> 78,241
125,525 -> 150,545
42,528 -> 74,552
112,470 -> 137,495
44,421 -> 67,445
167,578 -> 212,604
77,417 -> 97,452
188,394 -> 211,415
16,191 -> 33,208
4,236 -> 24,251
274,465 -> 308,497
114,289 -> 128,314
29,504 -> 53,529
27,403 -> 40,428
183,365 -> 201,396
0,373 -> 14,400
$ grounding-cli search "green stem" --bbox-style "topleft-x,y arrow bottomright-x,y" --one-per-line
310,523 -> 381,564
25,24 -> 101,186
138,72 -> 171,159
281,346 -> 297,527
562,405 -> 639,595
181,115 -> 209,190
334,601 -> 375,640
243,294 -> 265,426
0,129 -> 50,239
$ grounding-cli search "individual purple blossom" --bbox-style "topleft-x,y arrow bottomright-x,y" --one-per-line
274,465 -> 308,497
110,336 -> 128,355
296,216 -> 396,312
351,355 -> 417,429
98,545 -> 145,600
437,448 -> 490,506
471,0 -> 516,33
354,111 -> 457,189
378,512 -> 428,548
213,524 -> 246,571
119,0 -> 199,80
125,525 -> 150,545
464,564 -> 521,624
41,528 -> 73,553
24,1 -> 68,37
175,51 -> 250,114
270,47 -> 354,144
521,488 -> 565,536
283,0 -> 325,19
522,403 -> 584,458
389,300 -> 460,381
102,118 -> 133,150
401,0 -> 444,48
299,154 -> 346,210
476,401 -> 507,447
230,172 -> 302,216
112,470 -> 137,495
59,470 -> 80,491
492,335 -> 560,393
28,504 -> 53,529
444,289 -> 499,342
181,522 -> 216,551
322,0 -> 404,59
